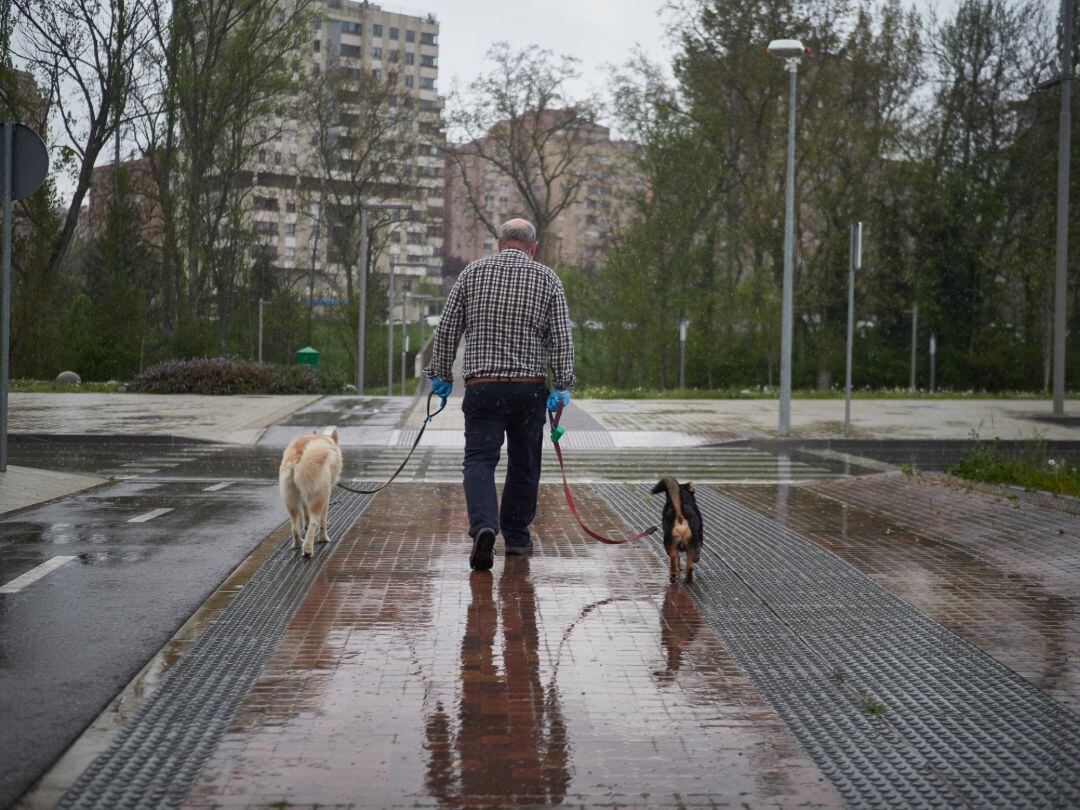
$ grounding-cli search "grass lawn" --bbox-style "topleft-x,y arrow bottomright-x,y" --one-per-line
951,441 -> 1080,498
576,386 -> 1068,400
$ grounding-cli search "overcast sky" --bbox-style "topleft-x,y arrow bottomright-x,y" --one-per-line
415,0 -> 675,106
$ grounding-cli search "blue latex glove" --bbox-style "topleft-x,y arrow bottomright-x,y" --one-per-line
546,387 -> 570,413
431,378 -> 452,400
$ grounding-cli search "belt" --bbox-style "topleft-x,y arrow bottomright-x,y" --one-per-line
465,376 -> 546,386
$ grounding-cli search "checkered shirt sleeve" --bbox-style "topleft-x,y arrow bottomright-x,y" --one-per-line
424,249 -> 575,390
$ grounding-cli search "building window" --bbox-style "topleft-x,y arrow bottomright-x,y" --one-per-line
372,23 -> 382,37
258,149 -> 267,163
419,76 -> 435,90
420,32 -> 436,45
286,200 -> 296,213
340,20 -> 360,34
404,51 -> 414,65
284,247 -> 296,263
285,223 -> 296,236
340,43 -> 361,58
313,39 -> 320,52
389,26 -> 398,40
373,68 -> 382,81
405,29 -> 415,42
421,54 -> 436,67
388,49 -> 398,63
371,46 -> 381,59
274,151 -> 282,165
403,74 -> 414,88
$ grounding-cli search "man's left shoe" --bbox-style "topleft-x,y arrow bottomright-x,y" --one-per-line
504,537 -> 534,556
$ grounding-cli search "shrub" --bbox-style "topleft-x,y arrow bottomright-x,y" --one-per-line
130,357 -> 321,395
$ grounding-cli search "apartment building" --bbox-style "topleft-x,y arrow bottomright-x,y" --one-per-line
87,157 -> 162,243
249,0 -> 444,311
443,116 -> 636,272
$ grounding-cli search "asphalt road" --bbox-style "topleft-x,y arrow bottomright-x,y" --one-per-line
0,449 -> 286,809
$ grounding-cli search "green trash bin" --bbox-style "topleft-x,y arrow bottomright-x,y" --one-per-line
295,346 -> 319,368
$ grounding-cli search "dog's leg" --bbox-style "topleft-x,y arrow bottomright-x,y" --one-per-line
318,500 -> 331,544
668,546 -> 680,583
302,495 -> 326,559
684,550 -> 695,584
287,507 -> 304,549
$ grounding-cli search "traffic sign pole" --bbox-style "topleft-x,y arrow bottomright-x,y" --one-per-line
2,122 -> 13,471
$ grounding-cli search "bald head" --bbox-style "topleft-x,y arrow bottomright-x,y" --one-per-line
498,218 -> 538,257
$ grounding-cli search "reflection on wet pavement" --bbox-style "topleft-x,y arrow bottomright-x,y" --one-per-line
725,475 -> 1080,713
183,484 -> 841,808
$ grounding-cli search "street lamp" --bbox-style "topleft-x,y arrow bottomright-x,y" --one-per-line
356,202 -> 411,395
257,298 -> 270,364
767,38 -> 808,438
1054,0 -> 1074,415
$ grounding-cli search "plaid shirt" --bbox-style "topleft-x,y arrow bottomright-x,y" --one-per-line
424,248 -> 575,390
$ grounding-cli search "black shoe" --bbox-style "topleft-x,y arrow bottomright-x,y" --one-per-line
504,542 -> 533,556
470,528 -> 496,571
505,531 -> 536,557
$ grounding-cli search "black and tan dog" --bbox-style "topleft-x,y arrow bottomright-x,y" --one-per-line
651,477 -> 704,583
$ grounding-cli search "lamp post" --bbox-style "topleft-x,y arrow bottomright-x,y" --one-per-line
767,38 -> 807,438
844,222 -> 862,436
387,261 -> 398,396
1054,0 -> 1074,415
258,298 -> 270,364
401,290 -> 409,395
356,202 -> 411,395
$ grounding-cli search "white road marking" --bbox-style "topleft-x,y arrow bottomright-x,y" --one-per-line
128,507 -> 174,523
0,556 -> 78,594
203,482 -> 232,492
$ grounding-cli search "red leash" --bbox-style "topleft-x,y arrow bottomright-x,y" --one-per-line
548,402 -> 658,544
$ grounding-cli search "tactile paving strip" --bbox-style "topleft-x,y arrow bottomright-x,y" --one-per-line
57,489 -> 377,810
594,483 -> 1080,809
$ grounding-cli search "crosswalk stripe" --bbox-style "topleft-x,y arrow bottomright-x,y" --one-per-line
0,556 -> 78,594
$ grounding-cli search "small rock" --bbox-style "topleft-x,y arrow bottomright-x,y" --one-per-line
55,370 -> 81,386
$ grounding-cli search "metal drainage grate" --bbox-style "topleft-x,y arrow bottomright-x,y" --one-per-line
57,488 -> 377,810
594,483 -> 1080,809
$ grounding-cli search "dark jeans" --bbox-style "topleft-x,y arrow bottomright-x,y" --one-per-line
461,381 -> 547,547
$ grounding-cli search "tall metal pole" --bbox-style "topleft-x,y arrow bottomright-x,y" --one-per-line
909,304 -> 919,391
929,333 -> 937,393
401,291 -> 408,397
401,291 -> 408,394
387,262 -> 395,395
356,206 -> 369,394
1,123 -> 11,472
258,299 -> 266,364
1053,0 -> 1073,416
844,222 -> 861,437
779,60 -> 798,437
678,319 -> 687,389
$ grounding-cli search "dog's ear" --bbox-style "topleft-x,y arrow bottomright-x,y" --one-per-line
329,428 -> 339,445
683,482 -> 694,493
651,479 -> 666,494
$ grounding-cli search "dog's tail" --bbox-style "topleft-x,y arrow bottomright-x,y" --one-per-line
652,477 -> 691,543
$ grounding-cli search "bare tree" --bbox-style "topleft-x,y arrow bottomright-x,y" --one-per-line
445,42 -> 601,265
10,0 -> 155,275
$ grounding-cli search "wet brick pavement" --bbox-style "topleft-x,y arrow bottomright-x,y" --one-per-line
183,485 -> 842,808
730,473 -> 1080,714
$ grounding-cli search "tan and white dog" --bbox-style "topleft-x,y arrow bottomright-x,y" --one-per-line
279,428 -> 343,559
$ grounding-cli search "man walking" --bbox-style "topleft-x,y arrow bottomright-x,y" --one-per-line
424,219 -> 574,570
